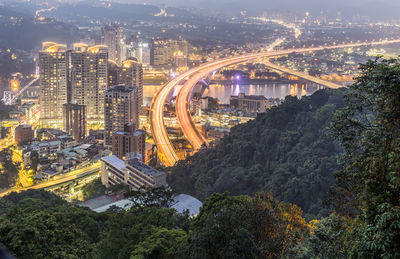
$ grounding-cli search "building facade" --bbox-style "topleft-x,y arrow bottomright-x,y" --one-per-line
112,123 -> 145,160
104,85 -> 139,147
119,59 -> 143,113
101,155 -> 167,190
151,38 -> 189,68
63,103 -> 87,143
14,125 -> 34,145
230,93 -> 270,113
101,24 -> 124,64
70,44 -> 108,126
39,42 -> 69,127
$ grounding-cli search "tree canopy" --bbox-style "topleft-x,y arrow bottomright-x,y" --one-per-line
169,88 -> 344,218
0,190 -> 310,259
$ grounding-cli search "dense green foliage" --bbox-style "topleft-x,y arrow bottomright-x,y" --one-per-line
0,190 -> 311,259
330,58 -> 400,258
81,178 -> 107,200
169,89 -> 344,217
292,213 -> 355,258
0,147 -> 19,189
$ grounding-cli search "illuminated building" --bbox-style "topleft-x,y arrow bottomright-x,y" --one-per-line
173,51 -> 187,69
119,59 -> 143,112
104,85 -> 139,147
63,103 -> 87,143
70,44 -> 108,126
15,125 -> 34,145
101,24 -> 124,64
230,93 -> 270,113
150,38 -> 189,68
135,42 -> 151,65
108,60 -> 121,87
112,123 -> 145,160
101,155 -> 167,190
39,42 -> 69,128
2,91 -> 12,105
10,78 -> 20,92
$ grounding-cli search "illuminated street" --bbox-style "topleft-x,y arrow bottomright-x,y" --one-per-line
151,39 -> 400,166
0,162 -> 101,198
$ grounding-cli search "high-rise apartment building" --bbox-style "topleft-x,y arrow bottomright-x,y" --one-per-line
101,24 -> 124,64
63,103 -> 87,143
119,59 -> 143,112
108,60 -> 121,87
112,123 -> 145,160
104,85 -> 139,147
39,42 -> 69,127
70,44 -> 108,125
135,42 -> 151,66
150,38 -> 189,68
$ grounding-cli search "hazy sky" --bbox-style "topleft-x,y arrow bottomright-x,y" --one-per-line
117,0 -> 400,7
115,0 -> 400,16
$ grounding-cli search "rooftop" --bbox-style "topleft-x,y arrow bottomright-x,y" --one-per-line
91,194 -> 202,216
114,129 -> 145,137
101,155 -> 126,172
127,159 -> 165,178
231,94 -> 268,101
106,84 -> 136,93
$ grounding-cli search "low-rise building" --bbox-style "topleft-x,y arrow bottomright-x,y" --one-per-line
101,155 -> 167,190
112,123 -> 146,160
15,125 -> 34,145
230,93 -> 270,113
30,140 -> 61,159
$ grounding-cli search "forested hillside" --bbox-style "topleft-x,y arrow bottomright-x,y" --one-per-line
0,189 -> 311,259
169,89 -> 345,217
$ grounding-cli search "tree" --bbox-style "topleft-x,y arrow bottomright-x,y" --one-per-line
292,213 -> 355,259
331,57 -> 400,257
125,186 -> 175,209
130,227 -> 188,259
169,89 -> 344,218
185,192 -> 309,259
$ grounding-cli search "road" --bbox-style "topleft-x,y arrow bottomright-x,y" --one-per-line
151,39 -> 400,166
176,59 -> 343,152
0,162 -> 101,198
11,76 -> 39,104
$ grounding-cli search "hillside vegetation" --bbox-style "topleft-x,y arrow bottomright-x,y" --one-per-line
169,89 -> 344,217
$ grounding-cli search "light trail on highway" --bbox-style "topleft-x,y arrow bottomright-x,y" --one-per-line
151,39 -> 400,167
0,162 -> 101,198
11,76 -> 39,104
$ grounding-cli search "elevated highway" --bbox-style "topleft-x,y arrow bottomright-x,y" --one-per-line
0,162 -> 100,198
151,39 -> 400,166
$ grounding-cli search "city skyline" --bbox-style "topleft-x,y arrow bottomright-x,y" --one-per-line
1,1 -> 400,257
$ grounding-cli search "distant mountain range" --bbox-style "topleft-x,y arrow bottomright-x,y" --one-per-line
114,0 -> 400,20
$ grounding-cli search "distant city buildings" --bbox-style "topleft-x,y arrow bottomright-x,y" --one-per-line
112,123 -> 145,160
150,38 -> 189,68
135,42 -> 151,66
63,103 -> 87,143
39,42 -> 69,127
230,93 -> 270,113
173,51 -> 188,69
101,155 -> 167,190
101,23 -> 125,64
104,85 -> 139,147
2,91 -> 13,105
